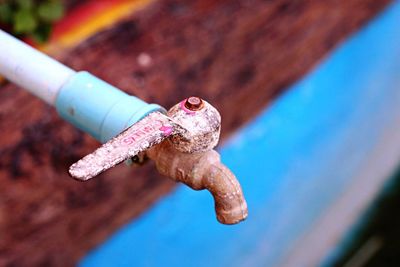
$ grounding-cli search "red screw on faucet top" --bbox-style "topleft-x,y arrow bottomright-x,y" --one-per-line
184,97 -> 204,111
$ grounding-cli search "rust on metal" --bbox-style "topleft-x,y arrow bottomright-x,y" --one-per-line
147,141 -> 248,224
69,98 -> 248,224
184,96 -> 204,111
69,112 -> 185,181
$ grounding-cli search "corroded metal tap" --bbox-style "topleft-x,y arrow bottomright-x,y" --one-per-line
0,31 -> 247,224
69,97 -> 248,225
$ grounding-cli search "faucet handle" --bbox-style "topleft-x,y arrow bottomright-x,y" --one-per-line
69,111 -> 185,181
69,97 -> 222,181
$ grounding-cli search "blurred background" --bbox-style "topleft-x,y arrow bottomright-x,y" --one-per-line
0,0 -> 400,266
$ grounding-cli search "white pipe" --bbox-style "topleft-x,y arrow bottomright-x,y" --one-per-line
0,30 -> 75,105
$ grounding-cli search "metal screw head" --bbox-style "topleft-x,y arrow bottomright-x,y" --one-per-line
184,97 -> 204,111
168,98 -> 221,153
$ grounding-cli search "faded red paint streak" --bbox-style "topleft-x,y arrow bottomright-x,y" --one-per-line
121,120 -> 165,145
51,0 -> 128,41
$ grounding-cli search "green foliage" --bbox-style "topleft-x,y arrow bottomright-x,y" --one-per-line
0,3 -> 13,23
14,8 -> 37,33
0,0 -> 65,43
37,0 -> 63,22
16,0 -> 33,10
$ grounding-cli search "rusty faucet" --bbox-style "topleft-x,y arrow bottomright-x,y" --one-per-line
0,30 -> 247,225
70,97 -> 248,225
147,97 -> 248,224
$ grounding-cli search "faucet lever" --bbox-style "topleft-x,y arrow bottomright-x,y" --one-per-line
69,111 -> 185,181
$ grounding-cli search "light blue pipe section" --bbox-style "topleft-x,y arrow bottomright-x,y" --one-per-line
0,30 -> 75,105
55,71 -> 164,142
80,1 -> 400,267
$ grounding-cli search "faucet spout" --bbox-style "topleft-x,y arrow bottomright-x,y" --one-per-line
203,160 -> 248,224
147,141 -> 248,225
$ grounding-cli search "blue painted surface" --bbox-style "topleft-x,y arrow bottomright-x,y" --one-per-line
80,2 -> 400,267
56,71 -> 163,142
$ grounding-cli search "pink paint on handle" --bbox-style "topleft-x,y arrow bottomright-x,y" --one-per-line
160,125 -> 173,136
180,100 -> 196,115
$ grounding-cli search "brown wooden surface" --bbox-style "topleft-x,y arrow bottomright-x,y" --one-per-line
0,0 -> 391,266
